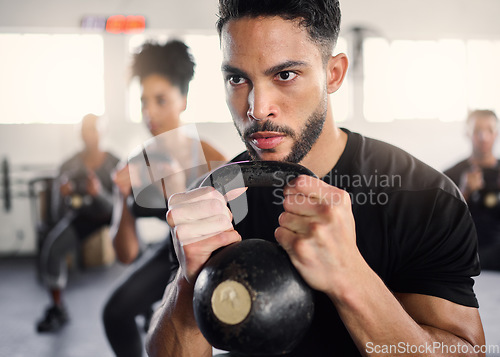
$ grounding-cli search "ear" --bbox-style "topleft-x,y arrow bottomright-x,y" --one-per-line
326,53 -> 348,94
181,95 -> 188,112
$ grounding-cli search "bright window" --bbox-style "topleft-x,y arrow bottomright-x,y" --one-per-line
363,38 -> 500,122
0,34 -> 105,124
467,40 -> 500,112
128,34 -> 350,124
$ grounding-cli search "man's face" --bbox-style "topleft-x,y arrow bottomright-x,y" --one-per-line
221,16 -> 328,163
469,114 -> 498,157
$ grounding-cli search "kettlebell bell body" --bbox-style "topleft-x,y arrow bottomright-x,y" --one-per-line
194,239 -> 314,355
193,161 -> 316,355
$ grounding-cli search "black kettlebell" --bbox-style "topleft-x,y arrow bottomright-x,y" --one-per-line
193,161 -> 316,356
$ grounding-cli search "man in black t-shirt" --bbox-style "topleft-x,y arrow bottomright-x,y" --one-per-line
228,131 -> 480,356
146,1 -> 485,356
445,109 -> 500,271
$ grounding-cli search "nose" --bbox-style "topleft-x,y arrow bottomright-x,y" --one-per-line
142,102 -> 153,118
247,85 -> 278,121
476,130 -> 491,142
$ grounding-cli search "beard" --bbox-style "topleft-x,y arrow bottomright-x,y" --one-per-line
235,98 -> 327,164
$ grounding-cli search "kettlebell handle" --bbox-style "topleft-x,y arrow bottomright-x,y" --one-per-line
199,160 -> 317,193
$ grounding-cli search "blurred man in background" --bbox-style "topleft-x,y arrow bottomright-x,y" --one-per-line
445,109 -> 500,271
36,114 -> 119,332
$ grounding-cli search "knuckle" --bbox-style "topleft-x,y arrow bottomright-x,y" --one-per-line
292,237 -> 308,255
166,209 -> 175,227
278,212 -> 287,225
215,214 -> 231,229
207,198 -> 225,213
308,221 -> 322,236
318,202 -> 332,215
168,191 -> 186,207
340,190 -> 352,206
274,226 -> 283,240
278,225 -> 290,237
328,188 -> 349,206
168,192 -> 180,206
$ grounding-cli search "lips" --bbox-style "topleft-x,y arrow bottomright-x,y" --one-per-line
249,132 -> 285,150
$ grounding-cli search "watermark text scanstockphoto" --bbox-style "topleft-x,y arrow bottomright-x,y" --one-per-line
365,341 -> 500,355
271,170 -> 402,206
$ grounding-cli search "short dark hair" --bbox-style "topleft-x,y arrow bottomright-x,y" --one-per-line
216,0 -> 341,60
131,40 -> 195,96
467,109 -> 498,124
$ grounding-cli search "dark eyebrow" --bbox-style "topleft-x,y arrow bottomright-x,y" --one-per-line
221,60 -> 308,77
221,64 -> 248,77
263,60 -> 308,76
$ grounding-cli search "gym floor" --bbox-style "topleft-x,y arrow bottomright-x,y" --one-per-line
0,257 -> 499,357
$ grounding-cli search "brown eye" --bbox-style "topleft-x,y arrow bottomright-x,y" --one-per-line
276,71 -> 297,82
279,72 -> 290,80
228,75 -> 247,86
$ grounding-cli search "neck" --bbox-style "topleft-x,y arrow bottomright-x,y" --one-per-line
84,145 -> 100,156
300,105 -> 347,178
470,152 -> 497,167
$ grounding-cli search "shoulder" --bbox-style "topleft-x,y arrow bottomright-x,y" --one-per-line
59,152 -> 83,172
105,151 -> 120,161
345,134 -> 480,304
106,152 -> 120,169
105,151 -> 120,166
443,159 -> 469,179
344,130 -> 461,199
201,140 -> 227,163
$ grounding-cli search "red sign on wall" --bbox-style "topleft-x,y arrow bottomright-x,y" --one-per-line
105,15 -> 146,34
81,15 -> 146,34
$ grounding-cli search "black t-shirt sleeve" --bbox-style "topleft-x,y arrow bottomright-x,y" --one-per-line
386,188 -> 480,308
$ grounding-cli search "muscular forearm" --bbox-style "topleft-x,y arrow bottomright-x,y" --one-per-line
146,270 -> 212,357
330,259 -> 484,357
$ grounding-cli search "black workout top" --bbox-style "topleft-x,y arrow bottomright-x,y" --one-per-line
445,159 -> 500,248
231,128 -> 480,356
55,151 -> 119,221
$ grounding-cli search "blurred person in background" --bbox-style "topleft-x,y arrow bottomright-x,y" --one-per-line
36,113 -> 119,332
102,39 -> 226,357
445,109 -> 500,271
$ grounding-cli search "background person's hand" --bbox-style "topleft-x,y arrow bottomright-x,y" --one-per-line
460,165 -> 484,199
59,175 -> 74,197
112,162 -> 132,197
86,170 -> 102,197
